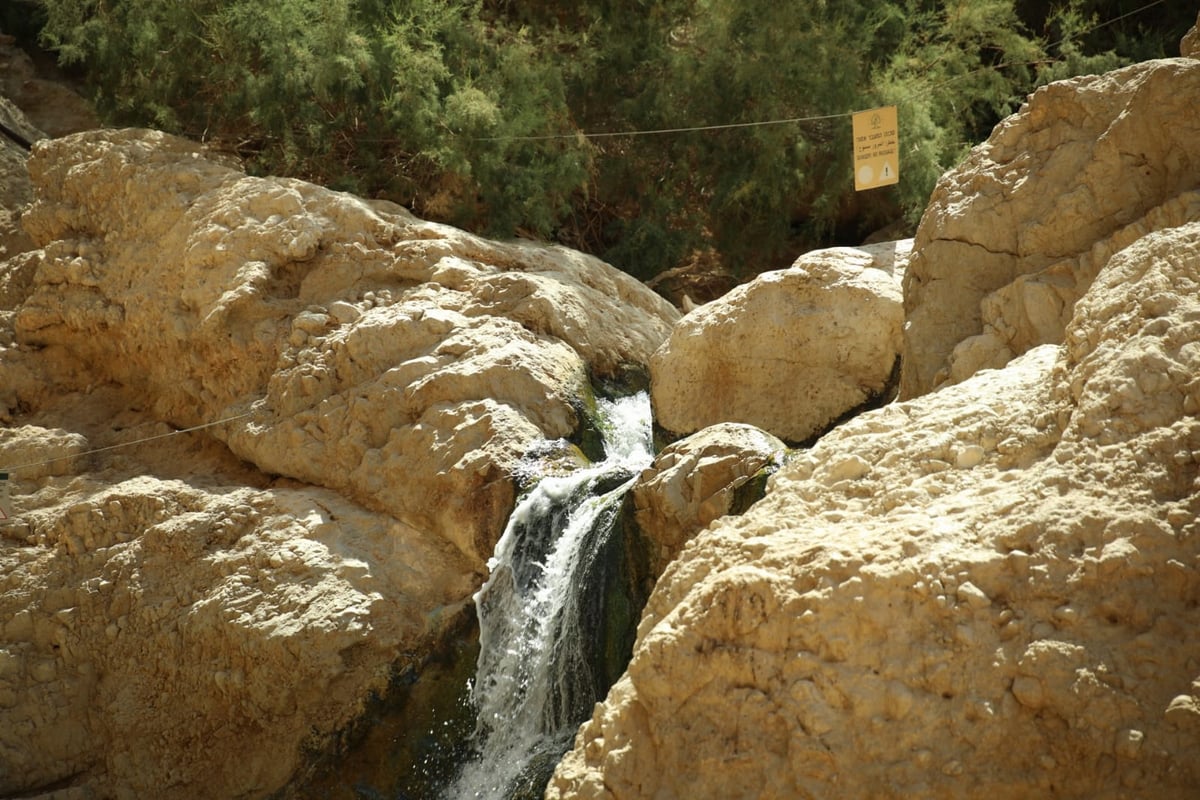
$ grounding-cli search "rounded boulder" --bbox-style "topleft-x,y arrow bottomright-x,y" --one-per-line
650,246 -> 904,444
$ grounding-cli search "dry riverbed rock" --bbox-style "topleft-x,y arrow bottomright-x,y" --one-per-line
650,244 -> 905,444
0,128 -> 677,798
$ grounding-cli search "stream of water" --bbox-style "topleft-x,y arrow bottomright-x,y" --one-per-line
442,393 -> 653,800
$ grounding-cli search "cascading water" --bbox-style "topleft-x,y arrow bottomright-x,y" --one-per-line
443,392 -> 654,800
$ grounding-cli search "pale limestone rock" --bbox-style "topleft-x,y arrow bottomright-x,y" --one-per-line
944,191 -> 1200,388
632,423 -> 785,576
901,58 -> 1200,398
548,230 -> 1200,799
0,450 -> 477,799
650,246 -> 903,443
13,128 -> 678,565
0,128 -> 677,798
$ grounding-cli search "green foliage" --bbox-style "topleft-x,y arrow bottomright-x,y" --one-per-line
1021,0 -> 1196,69
37,0 -> 591,239
1026,0 -> 1195,85
583,0 -> 1048,273
31,0 -> 1192,281
436,21 -> 595,237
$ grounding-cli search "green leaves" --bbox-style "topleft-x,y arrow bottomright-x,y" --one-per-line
31,0 -> 1191,282
36,0 -> 593,238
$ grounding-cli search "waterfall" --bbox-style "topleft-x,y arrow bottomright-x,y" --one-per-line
443,392 -> 653,800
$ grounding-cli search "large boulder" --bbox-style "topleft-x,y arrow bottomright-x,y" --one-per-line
0,128 -> 678,799
0,458 -> 478,799
650,244 -> 906,444
900,56 -> 1200,398
550,217 -> 1200,800
13,128 -> 678,566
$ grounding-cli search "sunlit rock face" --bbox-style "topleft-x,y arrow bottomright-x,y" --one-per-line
549,57 -> 1200,800
12,129 -> 679,568
650,244 -> 905,444
0,128 -> 677,799
900,55 -> 1200,399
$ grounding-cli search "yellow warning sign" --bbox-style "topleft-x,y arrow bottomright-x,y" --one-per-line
852,105 -> 899,191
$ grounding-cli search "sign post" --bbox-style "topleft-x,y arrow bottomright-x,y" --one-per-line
852,105 -> 899,191
0,473 -> 9,521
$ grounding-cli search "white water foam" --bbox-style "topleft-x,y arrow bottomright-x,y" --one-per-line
444,393 -> 653,799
